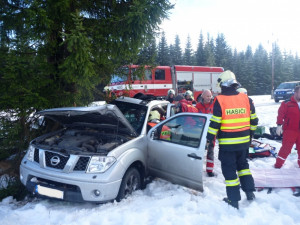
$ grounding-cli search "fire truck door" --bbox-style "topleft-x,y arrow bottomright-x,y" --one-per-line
131,68 -> 154,94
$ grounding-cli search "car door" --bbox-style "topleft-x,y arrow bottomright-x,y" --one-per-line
147,113 -> 211,191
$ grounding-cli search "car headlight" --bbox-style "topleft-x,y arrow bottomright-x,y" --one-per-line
286,91 -> 293,94
87,156 -> 116,173
26,145 -> 35,162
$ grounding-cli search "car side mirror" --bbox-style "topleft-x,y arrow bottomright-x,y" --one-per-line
151,129 -> 159,140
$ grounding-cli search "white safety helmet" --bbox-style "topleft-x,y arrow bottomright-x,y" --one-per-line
217,70 -> 239,87
237,87 -> 247,95
184,90 -> 193,97
148,110 -> 160,122
168,89 -> 175,96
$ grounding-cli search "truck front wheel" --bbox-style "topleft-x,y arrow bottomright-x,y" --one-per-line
116,167 -> 141,202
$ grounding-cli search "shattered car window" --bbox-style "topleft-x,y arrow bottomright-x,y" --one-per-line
112,101 -> 147,134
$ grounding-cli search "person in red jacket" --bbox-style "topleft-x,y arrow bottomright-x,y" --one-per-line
196,89 -> 214,114
274,85 -> 300,168
196,90 -> 215,177
173,95 -> 198,113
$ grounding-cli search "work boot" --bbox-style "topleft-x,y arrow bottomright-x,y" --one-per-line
274,163 -> 282,169
223,198 -> 239,209
207,172 -> 215,177
245,192 -> 255,200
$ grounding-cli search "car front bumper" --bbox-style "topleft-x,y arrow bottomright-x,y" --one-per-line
20,160 -> 122,203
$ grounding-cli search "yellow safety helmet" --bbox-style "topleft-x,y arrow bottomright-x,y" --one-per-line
148,110 -> 160,122
237,87 -> 247,95
217,70 -> 239,87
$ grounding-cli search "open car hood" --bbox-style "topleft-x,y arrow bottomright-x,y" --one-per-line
37,104 -> 138,137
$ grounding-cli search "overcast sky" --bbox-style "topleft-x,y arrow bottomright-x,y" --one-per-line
159,0 -> 300,54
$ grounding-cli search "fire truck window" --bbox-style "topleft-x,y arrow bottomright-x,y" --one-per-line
144,69 -> 152,80
111,67 -> 129,83
155,69 -> 165,80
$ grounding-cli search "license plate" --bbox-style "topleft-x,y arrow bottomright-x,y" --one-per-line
35,185 -> 64,199
278,96 -> 283,98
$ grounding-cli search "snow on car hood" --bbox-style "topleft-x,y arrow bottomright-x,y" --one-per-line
37,104 -> 138,137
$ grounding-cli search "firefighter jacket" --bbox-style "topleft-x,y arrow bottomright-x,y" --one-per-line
277,96 -> 300,132
207,89 -> 258,151
196,99 -> 214,114
179,101 -> 198,113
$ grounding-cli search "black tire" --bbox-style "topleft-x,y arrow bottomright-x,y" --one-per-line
275,99 -> 279,103
116,167 -> 141,202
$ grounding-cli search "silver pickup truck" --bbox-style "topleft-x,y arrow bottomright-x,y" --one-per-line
20,97 -> 211,203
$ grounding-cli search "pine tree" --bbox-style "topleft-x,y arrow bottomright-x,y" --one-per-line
281,51 -> 294,82
293,54 -> 300,81
215,33 -> 231,68
137,36 -> 158,65
195,31 -> 205,66
183,35 -> 194,65
172,35 -> 183,65
157,31 -> 170,65
203,34 -> 215,66
273,44 -> 284,88
253,44 -> 270,94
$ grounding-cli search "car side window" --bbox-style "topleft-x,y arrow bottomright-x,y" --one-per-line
157,115 -> 206,148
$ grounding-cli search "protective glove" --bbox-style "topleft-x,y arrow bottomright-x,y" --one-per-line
276,125 -> 283,136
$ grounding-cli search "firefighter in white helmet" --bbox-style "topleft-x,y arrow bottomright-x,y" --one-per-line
167,89 -> 175,103
184,90 -> 196,104
207,70 -> 259,209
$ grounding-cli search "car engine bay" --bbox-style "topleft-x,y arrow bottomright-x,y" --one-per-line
33,128 -> 130,155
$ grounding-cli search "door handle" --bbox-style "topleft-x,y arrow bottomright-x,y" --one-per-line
187,153 -> 202,160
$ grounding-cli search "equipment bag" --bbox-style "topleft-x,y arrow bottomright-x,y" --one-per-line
249,139 -> 277,158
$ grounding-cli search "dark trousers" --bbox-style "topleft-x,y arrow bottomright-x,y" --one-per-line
219,149 -> 255,201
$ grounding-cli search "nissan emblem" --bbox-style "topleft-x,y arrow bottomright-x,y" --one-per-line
50,156 -> 60,166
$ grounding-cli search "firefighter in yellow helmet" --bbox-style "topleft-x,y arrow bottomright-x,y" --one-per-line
147,110 -> 171,140
206,70 -> 259,209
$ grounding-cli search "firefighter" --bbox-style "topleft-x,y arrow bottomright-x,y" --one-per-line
274,85 -> 300,168
167,89 -> 175,103
196,89 -> 216,177
184,90 -> 197,104
147,110 -> 171,140
206,70 -> 258,209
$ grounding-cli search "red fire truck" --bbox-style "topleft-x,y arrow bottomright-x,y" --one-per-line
107,65 -> 224,102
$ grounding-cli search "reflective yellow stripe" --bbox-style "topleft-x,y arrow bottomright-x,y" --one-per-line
219,135 -> 250,145
225,178 -> 240,187
208,127 -> 218,135
251,113 -> 257,119
250,125 -> 257,131
221,117 -> 250,124
221,125 -> 250,130
211,115 -> 221,123
238,169 -> 252,177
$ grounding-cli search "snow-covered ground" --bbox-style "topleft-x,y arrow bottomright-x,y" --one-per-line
1,95 -> 300,225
